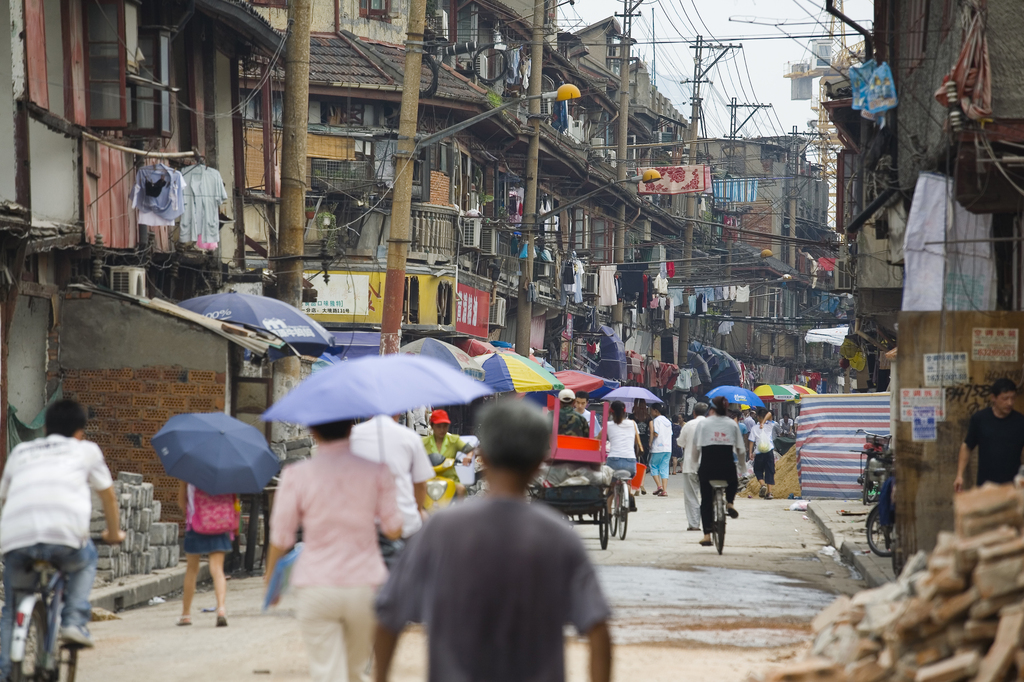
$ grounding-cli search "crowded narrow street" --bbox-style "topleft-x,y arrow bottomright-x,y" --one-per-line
78,491 -> 863,682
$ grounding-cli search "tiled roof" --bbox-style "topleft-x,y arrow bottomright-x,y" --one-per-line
361,40 -> 487,102
309,35 -> 392,86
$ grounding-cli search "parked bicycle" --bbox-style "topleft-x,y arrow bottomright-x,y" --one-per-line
710,479 -> 729,555
865,469 -> 902,576
855,429 -> 893,505
9,558 -> 84,681
607,470 -> 632,541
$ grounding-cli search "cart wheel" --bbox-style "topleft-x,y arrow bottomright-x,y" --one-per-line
599,508 -> 609,550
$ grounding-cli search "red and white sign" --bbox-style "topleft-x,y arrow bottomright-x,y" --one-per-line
456,283 -> 489,338
899,388 -> 946,422
972,327 -> 1018,362
638,165 -> 712,195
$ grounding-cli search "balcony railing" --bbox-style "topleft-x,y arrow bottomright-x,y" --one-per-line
308,159 -> 373,192
410,204 -> 459,257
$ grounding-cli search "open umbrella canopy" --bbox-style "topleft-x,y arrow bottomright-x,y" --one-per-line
477,353 -> 564,393
785,384 -> 818,397
263,354 -> 493,425
554,370 -> 606,393
754,384 -> 800,402
179,292 -> 335,357
492,347 -> 556,372
401,338 -> 485,381
705,385 -> 765,408
454,338 -> 498,357
602,386 -> 662,404
152,413 -> 280,495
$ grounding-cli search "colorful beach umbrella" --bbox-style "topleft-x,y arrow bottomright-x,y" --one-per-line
754,384 -> 800,402
784,384 -> 818,397
401,338 -> 485,381
477,353 -> 565,393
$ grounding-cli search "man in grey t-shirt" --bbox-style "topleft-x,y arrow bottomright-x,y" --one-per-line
374,400 -> 612,682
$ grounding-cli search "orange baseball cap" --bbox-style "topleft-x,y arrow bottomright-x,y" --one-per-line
429,409 -> 451,425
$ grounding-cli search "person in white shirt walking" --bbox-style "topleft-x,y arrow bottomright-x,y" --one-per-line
748,409 -> 779,500
0,400 -> 125,676
648,404 -> 674,497
676,403 -> 708,531
693,397 -> 743,547
350,415 -> 435,540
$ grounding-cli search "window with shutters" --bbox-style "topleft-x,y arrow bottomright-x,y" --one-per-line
84,0 -> 127,127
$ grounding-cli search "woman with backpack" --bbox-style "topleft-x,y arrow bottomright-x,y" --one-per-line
177,480 -> 238,627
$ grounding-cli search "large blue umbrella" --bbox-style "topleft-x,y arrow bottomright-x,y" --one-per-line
179,292 -> 336,357
262,354 -> 494,425
152,413 -> 280,495
705,385 -> 765,408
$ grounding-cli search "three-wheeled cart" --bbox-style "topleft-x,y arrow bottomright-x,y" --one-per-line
530,401 -> 620,549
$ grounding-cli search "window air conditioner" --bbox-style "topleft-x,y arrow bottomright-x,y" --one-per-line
479,226 -> 498,256
109,266 -> 146,297
569,118 -> 586,143
462,217 -> 482,249
605,150 -> 616,162
474,53 -> 489,80
489,297 -> 507,327
534,261 -> 552,280
582,271 -> 598,295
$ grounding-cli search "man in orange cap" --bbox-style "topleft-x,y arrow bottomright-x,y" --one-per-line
422,410 -> 474,496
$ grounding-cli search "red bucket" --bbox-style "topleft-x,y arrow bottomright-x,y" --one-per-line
630,463 -> 646,492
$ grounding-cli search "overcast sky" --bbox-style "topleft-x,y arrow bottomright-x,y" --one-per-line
560,0 -> 874,141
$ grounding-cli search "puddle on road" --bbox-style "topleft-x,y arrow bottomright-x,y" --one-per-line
597,565 -> 833,648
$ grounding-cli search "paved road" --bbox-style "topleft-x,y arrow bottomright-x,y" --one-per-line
77,481 -> 864,682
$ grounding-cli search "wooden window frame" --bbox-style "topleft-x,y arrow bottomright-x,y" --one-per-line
84,0 -> 127,128
127,28 -> 171,137
360,0 -> 391,21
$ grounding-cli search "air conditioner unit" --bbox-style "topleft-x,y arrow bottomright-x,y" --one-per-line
462,217 -> 482,249
436,9 -> 449,38
605,150 -> 616,162
569,118 -> 586,143
109,266 -> 146,296
489,297 -> 507,326
582,271 -> 598,296
534,261 -> 552,279
474,53 -> 489,80
540,96 -> 551,116
590,137 -> 605,148
479,226 -> 498,256
835,259 -> 853,291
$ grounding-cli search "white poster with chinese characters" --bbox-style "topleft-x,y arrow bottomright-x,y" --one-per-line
923,352 -> 968,387
303,273 -> 370,317
900,388 -> 946,422
971,328 -> 1019,362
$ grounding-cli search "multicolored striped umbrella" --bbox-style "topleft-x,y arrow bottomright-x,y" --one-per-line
477,353 -> 565,393
754,384 -> 818,401
401,338 -> 486,381
785,384 -> 818,397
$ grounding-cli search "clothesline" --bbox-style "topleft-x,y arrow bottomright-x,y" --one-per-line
82,132 -> 200,159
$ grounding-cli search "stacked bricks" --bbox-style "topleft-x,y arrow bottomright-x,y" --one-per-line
429,171 -> 452,205
62,365 -> 226,527
752,481 -> 1024,682
91,472 -> 180,583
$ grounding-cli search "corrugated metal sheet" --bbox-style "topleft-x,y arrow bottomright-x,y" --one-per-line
796,392 -> 891,499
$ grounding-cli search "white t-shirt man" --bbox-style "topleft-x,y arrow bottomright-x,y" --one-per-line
350,415 -> 435,538
677,415 -> 706,474
749,421 -> 778,454
651,414 -> 673,453
0,435 -> 114,554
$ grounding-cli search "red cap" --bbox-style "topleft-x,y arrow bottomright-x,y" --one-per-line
429,409 -> 451,425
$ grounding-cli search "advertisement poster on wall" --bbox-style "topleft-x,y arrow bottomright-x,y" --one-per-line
456,283 -> 489,338
303,271 -> 384,324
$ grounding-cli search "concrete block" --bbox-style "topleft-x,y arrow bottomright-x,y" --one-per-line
117,472 -> 143,485
90,519 -> 106,533
95,570 -> 114,583
130,511 -> 141,531
168,544 -> 179,566
141,483 -> 153,508
150,523 -> 166,545
121,531 -> 132,554
96,543 -> 120,558
96,557 -> 113,571
166,523 -> 178,544
143,552 -> 153,574
141,533 -> 149,553
120,494 -> 131,510
152,500 -> 161,522
158,546 -> 169,569
139,508 -> 152,533
974,556 -> 1024,599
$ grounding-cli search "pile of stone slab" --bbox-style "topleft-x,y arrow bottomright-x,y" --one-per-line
751,481 -> 1024,682
91,472 -> 180,582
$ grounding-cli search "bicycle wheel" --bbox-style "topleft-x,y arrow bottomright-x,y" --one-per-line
713,490 -> 726,555
598,507 -> 609,550
865,506 -> 893,557
11,600 -> 47,682
58,647 -> 78,682
619,484 -> 629,540
608,489 -> 619,538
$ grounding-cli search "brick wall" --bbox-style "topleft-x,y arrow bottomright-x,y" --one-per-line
429,170 -> 451,205
62,366 -> 226,526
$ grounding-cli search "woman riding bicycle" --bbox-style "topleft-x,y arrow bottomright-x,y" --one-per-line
693,397 -> 743,547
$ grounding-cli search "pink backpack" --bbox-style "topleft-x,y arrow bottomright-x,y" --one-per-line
190,488 -> 239,536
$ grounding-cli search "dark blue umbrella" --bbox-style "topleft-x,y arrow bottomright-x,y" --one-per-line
705,385 -> 765,408
179,292 -> 336,357
262,354 -> 494,425
152,413 -> 280,494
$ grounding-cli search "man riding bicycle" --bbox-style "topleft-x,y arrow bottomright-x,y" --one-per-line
0,400 -> 125,676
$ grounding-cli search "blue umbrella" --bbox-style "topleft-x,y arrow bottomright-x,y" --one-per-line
705,385 -> 765,408
152,413 -> 280,495
179,292 -> 336,357
602,386 -> 662,404
262,354 -> 494,425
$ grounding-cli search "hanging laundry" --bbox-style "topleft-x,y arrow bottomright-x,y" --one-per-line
688,295 -> 696,314
572,258 -> 584,304
653,274 -> 669,295
667,299 -> 674,325
714,286 -> 724,301
659,262 -> 668,279
506,47 -> 521,85
717,321 -> 735,335
180,164 -> 228,246
735,286 -> 750,303
130,164 -> 184,226
619,270 -> 643,297
665,262 -> 675,278
598,265 -> 617,306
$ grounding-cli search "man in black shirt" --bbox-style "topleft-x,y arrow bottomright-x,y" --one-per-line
955,378 -> 1024,492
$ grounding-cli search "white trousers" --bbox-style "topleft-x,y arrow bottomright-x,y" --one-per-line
682,473 -> 701,529
296,586 -> 377,682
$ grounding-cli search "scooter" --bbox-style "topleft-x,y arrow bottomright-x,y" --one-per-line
423,453 -> 458,511
855,429 -> 893,505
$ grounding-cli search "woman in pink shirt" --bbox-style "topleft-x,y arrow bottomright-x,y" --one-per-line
266,419 -> 402,682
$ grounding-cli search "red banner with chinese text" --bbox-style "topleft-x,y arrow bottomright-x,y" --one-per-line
456,283 -> 489,338
638,165 -> 712,195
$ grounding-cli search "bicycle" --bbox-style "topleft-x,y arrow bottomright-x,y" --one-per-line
607,471 -> 632,541
710,479 -> 728,555
9,560 -> 84,682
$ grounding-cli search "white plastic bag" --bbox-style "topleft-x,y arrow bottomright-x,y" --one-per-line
755,428 -> 772,454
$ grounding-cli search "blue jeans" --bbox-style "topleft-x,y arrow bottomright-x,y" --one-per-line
605,457 -> 637,477
0,541 -> 97,677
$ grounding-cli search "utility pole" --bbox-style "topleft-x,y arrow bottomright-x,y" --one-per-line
274,0 -> 312,388
727,97 -> 772,140
380,0 -> 429,354
612,0 -> 642,327
514,0 -> 546,357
